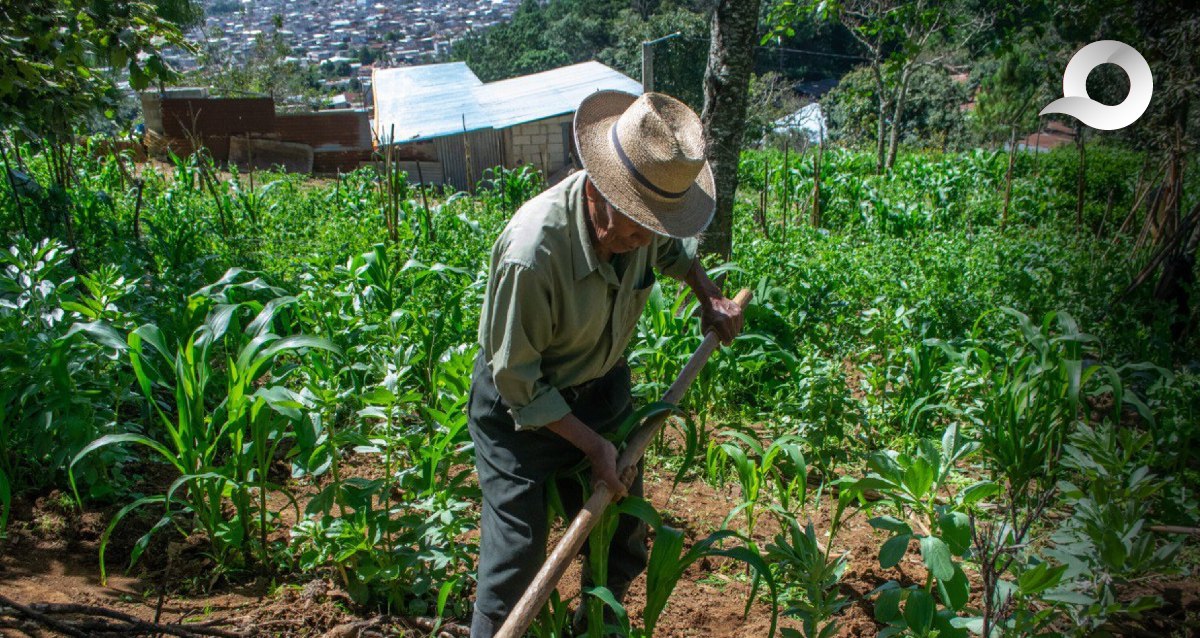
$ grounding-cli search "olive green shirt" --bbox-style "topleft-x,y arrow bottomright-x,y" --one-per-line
478,170 -> 699,431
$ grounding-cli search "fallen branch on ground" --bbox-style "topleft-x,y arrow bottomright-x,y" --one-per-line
1150,525 -> 1200,537
0,595 -> 245,638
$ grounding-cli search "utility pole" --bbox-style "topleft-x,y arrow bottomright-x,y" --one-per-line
641,32 -> 681,92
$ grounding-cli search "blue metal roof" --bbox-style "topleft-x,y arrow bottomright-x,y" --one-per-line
373,61 -> 643,144
477,61 -> 644,129
372,62 -> 489,144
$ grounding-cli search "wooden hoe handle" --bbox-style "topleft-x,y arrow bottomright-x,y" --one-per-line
494,288 -> 753,638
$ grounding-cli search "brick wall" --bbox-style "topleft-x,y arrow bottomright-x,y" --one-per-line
505,113 -> 575,176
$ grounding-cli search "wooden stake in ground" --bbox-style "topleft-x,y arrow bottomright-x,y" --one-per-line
495,288 -> 754,638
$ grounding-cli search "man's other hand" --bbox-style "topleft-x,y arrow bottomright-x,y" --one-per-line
701,295 -> 744,345
587,438 -> 628,499
546,414 -> 629,499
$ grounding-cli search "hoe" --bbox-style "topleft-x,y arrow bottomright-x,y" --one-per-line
495,288 -> 753,638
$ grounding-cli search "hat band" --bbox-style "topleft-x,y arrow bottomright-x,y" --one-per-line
609,124 -> 690,200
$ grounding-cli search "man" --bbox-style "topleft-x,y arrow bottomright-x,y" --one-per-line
469,90 -> 744,637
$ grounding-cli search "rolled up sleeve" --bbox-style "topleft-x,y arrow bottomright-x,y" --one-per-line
654,235 -> 699,280
483,261 -> 571,431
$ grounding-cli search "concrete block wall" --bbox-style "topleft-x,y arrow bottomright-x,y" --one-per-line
505,113 -> 574,175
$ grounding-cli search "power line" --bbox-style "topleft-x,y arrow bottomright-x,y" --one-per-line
755,44 -> 870,61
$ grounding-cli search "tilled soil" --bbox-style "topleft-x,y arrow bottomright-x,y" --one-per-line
2,448 -> 1197,637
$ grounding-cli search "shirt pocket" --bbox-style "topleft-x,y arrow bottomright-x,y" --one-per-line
623,263 -> 657,334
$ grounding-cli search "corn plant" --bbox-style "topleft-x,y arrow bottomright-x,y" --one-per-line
962,309 -> 1100,502
478,164 -> 543,213
709,430 -> 806,539
767,494 -> 852,638
629,282 -> 702,404
582,495 -> 780,638
529,590 -> 573,638
70,269 -> 339,580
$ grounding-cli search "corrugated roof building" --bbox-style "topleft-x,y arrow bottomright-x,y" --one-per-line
372,60 -> 643,190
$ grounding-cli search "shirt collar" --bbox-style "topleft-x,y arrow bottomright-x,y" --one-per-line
569,171 -> 606,282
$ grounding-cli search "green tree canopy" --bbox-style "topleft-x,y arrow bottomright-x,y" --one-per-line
0,0 -> 194,141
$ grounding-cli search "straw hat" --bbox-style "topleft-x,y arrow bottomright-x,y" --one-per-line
574,90 -> 715,239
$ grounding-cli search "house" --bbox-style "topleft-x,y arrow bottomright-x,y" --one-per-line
770,103 -> 828,144
1016,120 -> 1077,153
372,60 -> 643,190
140,88 -> 374,173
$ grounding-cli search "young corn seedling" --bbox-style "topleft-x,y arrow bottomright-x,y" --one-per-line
766,492 -> 853,638
582,495 -> 780,638
713,429 -> 807,539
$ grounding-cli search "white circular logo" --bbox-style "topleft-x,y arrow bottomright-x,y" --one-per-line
1040,40 -> 1153,131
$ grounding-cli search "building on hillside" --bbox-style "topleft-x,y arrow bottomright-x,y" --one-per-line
139,88 -> 373,173
372,60 -> 643,190
1016,120 -> 1077,153
769,103 -> 828,145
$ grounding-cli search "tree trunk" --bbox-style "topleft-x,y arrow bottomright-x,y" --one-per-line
885,64 -> 915,171
871,61 -> 887,175
1001,126 -> 1018,231
700,0 -> 762,260
1152,105 -> 1193,344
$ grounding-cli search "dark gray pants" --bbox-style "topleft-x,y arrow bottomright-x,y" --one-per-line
468,353 -> 648,637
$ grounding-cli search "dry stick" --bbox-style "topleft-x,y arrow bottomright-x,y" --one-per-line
322,615 -> 470,638
1075,124 -> 1086,232
1119,154 -> 1152,235
22,602 -> 244,638
407,616 -> 470,637
384,123 -> 398,242
1133,185 -> 1165,254
495,289 -> 754,638
1001,126 -> 1018,231
1117,157 -> 1169,237
462,115 -> 474,193
811,137 -> 823,228
153,544 -> 175,634
0,140 -> 31,237
0,618 -> 41,638
1096,188 -> 1115,240
1115,201 -> 1200,304
759,158 -> 769,235
1150,525 -> 1200,537
416,159 -> 435,243
782,137 -> 790,244
0,595 -> 88,638
1135,153 -> 1184,254
132,178 -> 146,241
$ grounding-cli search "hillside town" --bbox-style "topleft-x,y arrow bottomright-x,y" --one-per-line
168,0 -> 517,73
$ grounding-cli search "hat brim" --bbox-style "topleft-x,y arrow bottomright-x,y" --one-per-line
574,90 -> 715,239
